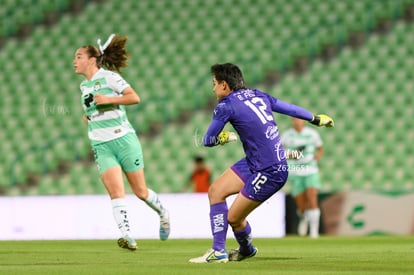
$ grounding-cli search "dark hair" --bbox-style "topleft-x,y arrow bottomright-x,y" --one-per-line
82,35 -> 130,74
194,156 -> 204,163
211,63 -> 246,91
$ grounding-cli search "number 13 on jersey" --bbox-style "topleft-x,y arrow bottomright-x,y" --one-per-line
244,97 -> 274,124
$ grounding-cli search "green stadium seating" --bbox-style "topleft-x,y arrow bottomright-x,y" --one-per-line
268,21 -> 414,192
1,0 -> 413,195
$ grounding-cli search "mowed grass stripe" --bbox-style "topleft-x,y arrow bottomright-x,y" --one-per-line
0,237 -> 413,274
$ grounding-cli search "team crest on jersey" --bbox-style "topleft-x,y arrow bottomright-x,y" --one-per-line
93,82 -> 102,91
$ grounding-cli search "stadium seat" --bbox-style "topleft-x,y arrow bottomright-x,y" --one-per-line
0,0 -> 412,194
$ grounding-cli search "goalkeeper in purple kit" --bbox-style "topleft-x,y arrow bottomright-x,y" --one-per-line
189,63 -> 334,263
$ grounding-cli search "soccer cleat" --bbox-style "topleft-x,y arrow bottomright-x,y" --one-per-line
309,228 -> 319,239
159,209 -> 170,241
228,247 -> 258,261
189,248 -> 229,263
117,236 -> 137,251
298,218 -> 309,236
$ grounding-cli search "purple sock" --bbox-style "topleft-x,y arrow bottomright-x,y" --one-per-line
210,202 -> 228,251
233,221 -> 254,255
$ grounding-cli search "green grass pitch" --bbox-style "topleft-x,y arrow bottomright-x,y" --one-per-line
0,236 -> 413,274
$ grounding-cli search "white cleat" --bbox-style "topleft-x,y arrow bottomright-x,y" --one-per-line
117,236 -> 137,251
310,228 -> 319,239
189,248 -> 228,263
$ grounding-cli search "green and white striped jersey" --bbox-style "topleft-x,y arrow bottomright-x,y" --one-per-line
281,126 -> 322,176
80,68 -> 135,145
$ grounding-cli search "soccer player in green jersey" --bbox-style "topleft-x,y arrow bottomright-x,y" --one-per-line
73,34 -> 170,250
281,117 -> 324,238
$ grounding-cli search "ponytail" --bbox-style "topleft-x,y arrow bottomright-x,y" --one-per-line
98,34 -> 130,74
82,34 -> 130,74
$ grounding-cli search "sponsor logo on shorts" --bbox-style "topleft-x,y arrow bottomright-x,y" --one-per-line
134,159 -> 140,166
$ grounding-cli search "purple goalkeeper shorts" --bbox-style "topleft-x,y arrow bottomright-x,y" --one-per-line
231,158 -> 288,202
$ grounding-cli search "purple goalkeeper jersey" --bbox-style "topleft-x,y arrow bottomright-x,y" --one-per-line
204,88 -> 314,171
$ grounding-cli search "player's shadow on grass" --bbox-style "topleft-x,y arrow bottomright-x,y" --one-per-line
255,257 -> 301,261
